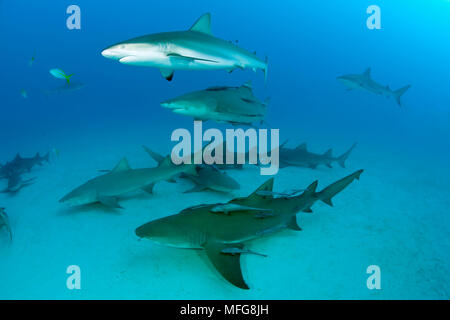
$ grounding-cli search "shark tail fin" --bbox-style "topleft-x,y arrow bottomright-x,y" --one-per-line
393,85 -> 411,106
336,143 -> 357,168
317,169 -> 363,207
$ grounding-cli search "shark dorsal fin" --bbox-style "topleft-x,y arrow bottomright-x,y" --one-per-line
323,148 -> 333,157
111,158 -> 131,172
248,178 -> 274,200
142,145 -> 165,165
295,143 -> 307,151
363,68 -> 371,78
189,13 -> 212,35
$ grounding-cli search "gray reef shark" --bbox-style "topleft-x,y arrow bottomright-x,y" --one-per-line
0,207 -> 12,241
135,169 -> 363,289
101,13 -> 268,81
60,156 -> 197,208
337,68 -> 411,106
279,141 -> 357,169
143,145 -> 240,193
161,81 -> 268,125
0,152 -> 49,179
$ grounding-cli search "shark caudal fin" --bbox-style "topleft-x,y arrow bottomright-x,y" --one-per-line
393,85 -> 411,106
336,143 -> 357,168
317,169 -> 363,206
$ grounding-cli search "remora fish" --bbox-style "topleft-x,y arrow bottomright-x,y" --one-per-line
135,169 -> 363,289
0,208 -> 12,241
337,68 -> 411,106
161,81 -> 268,125
101,13 -> 268,81
279,141 -> 357,169
142,145 -> 240,193
60,156 -> 197,208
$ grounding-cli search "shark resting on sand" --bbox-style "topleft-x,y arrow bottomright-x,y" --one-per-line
135,169 -> 363,289
101,13 -> 268,81
60,155 -> 197,208
279,141 -> 357,169
337,68 -> 411,106
142,146 -> 240,193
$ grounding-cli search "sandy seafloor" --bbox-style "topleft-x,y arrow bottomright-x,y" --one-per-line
0,120 -> 449,300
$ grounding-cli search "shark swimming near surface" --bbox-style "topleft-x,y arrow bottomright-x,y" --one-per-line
60,155 -> 198,208
142,145 -> 240,193
279,141 -> 357,169
337,68 -> 411,106
161,81 -> 268,125
135,169 -> 363,289
101,13 -> 268,81
0,207 -> 12,241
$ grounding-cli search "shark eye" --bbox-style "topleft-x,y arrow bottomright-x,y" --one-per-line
120,45 -> 125,49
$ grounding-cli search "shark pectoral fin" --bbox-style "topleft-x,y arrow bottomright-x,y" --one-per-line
204,241 -> 249,290
167,53 -> 218,64
183,184 -> 206,193
98,196 -> 122,209
160,68 -> 174,81
141,183 -> 155,194
286,216 -> 302,231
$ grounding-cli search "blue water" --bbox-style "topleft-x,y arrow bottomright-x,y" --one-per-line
0,0 -> 449,299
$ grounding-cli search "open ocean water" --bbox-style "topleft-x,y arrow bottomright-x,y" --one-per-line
0,0 -> 449,299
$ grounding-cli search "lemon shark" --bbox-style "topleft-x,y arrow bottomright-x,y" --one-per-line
279,141 -> 357,169
60,157 -> 197,208
142,146 -> 240,193
337,68 -> 411,106
161,81 -> 268,125
101,13 -> 268,81
0,152 -> 49,179
135,169 -> 363,289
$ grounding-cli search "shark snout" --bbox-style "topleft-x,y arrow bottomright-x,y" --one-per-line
101,46 -> 127,60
